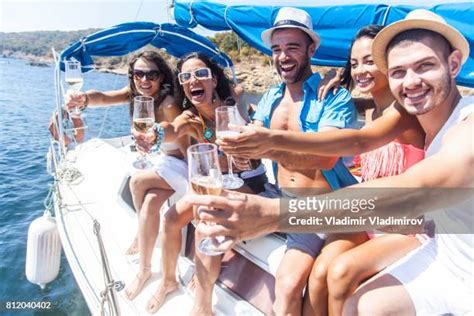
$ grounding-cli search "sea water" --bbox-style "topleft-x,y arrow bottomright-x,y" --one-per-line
0,57 -> 264,315
0,57 -> 130,315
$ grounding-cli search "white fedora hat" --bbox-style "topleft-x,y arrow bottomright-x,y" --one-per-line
261,7 -> 320,49
373,9 -> 470,73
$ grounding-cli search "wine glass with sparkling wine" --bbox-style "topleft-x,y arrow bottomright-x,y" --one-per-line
64,60 -> 84,116
187,143 -> 227,256
132,96 -> 155,169
215,106 -> 244,189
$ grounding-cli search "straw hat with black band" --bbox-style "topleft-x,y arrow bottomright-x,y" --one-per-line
372,9 -> 470,73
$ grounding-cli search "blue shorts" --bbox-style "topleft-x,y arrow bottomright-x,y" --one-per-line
286,233 -> 325,258
259,183 -> 326,258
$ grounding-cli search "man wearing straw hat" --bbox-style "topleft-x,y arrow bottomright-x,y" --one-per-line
256,6 -> 357,315
189,9 -> 474,315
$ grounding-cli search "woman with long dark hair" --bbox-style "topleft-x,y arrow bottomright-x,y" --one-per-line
64,50 -> 177,122
49,50 -> 192,301
132,52 -> 268,314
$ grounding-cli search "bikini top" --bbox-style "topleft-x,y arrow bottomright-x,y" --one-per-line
359,140 -> 425,182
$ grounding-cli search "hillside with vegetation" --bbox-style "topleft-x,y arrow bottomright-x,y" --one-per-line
2,29 -> 471,96
0,29 -> 100,59
0,28 -> 263,61
0,29 -> 277,93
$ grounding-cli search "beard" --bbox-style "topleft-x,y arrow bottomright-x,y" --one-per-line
399,71 -> 452,116
419,73 -> 451,115
277,54 -> 311,85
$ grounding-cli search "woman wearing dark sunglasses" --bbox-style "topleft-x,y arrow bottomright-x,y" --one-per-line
49,51 -> 193,300
130,52 -> 268,314
64,50 -> 178,123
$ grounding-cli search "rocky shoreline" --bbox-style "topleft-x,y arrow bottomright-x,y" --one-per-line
91,56 -> 280,94
90,57 -> 347,96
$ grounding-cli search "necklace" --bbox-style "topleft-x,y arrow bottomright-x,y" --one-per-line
198,112 -> 214,142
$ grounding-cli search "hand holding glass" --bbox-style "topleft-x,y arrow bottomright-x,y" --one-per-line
64,60 -> 84,115
132,96 -> 155,169
187,143 -> 229,256
215,106 -> 244,189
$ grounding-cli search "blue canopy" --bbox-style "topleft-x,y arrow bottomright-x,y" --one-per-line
59,22 -> 233,73
174,1 -> 474,87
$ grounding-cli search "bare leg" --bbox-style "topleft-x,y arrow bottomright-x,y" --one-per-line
125,188 -> 174,300
146,199 -> 194,314
273,249 -> 315,316
327,235 -> 420,316
303,233 -> 368,316
127,171 -> 173,255
343,274 -> 416,316
190,228 -> 221,316
188,183 -> 255,315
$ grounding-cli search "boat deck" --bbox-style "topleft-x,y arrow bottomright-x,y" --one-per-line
54,137 -> 277,315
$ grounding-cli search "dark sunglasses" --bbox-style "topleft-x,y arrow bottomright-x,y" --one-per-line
177,68 -> 212,85
132,70 -> 160,81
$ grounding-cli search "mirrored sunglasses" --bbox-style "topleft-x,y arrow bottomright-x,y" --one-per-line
132,70 -> 160,81
178,68 -> 212,85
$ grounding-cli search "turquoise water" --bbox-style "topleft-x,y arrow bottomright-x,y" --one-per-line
0,58 -> 130,315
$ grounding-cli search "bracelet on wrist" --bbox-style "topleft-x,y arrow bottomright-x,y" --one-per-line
151,122 -> 165,153
150,144 -> 160,154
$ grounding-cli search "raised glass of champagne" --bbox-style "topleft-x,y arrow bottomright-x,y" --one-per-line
132,96 -> 155,169
187,143 -> 227,256
64,60 -> 84,115
215,106 -> 244,189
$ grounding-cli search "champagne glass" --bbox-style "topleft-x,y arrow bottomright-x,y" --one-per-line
187,143 -> 226,256
132,96 -> 155,169
215,106 -> 244,189
64,60 -> 84,115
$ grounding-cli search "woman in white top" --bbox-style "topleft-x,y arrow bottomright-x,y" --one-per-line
50,51 -> 190,300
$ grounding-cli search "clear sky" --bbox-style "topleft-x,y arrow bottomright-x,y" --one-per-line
1,0 -> 466,33
0,0 -> 177,33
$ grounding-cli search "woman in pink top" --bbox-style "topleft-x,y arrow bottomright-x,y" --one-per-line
218,25 -> 427,316
295,25 -> 426,316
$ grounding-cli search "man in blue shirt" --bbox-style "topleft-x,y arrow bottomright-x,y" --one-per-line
251,7 -> 357,315
189,7 -> 358,315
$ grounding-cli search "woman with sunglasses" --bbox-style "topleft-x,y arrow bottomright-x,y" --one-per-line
64,50 -> 178,124
50,51 -> 192,299
131,52 -> 268,314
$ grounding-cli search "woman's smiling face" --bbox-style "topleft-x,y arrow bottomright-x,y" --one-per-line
132,57 -> 162,97
350,36 -> 388,95
180,58 -> 216,108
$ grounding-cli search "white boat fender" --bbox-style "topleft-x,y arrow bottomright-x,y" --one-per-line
25,213 -> 62,289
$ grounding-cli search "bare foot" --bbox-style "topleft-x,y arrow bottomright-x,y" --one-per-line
125,236 -> 139,255
146,280 -> 179,314
188,276 -> 214,316
125,267 -> 152,300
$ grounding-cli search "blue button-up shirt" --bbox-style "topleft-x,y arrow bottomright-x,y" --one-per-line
254,72 -> 356,131
253,72 -> 358,189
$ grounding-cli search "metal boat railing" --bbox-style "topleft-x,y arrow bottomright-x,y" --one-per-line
49,48 -> 122,316
52,48 -> 67,160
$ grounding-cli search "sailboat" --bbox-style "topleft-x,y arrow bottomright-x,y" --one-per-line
35,1 -> 473,315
